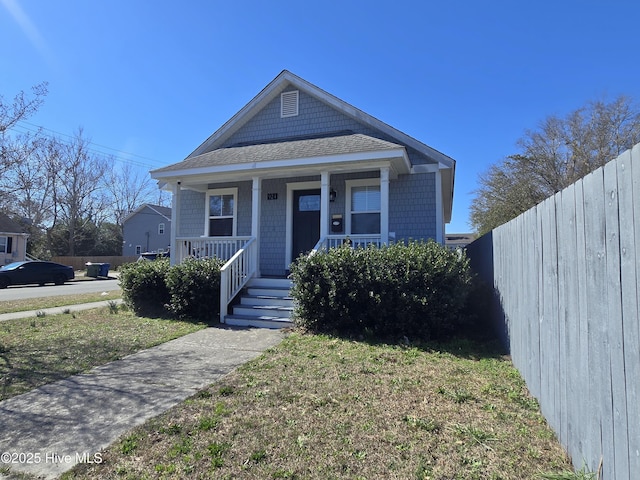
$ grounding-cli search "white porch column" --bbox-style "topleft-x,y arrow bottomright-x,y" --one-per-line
380,167 -> 390,245
252,176 -> 261,277
320,171 -> 330,239
170,182 -> 181,265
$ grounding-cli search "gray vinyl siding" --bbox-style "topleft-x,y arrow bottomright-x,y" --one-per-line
179,190 -> 205,237
259,177 -> 290,276
122,206 -> 171,255
179,182 -> 252,238
221,90 -> 435,166
390,172 -> 437,242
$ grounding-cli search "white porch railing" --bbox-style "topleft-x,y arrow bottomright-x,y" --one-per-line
219,237 -> 257,323
175,236 -> 253,263
311,234 -> 385,253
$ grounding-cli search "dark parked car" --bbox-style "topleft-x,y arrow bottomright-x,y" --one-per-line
0,261 -> 75,288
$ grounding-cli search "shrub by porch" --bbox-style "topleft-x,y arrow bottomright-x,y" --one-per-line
290,241 -> 473,340
119,258 -> 223,322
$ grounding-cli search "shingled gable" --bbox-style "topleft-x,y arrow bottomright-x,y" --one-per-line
151,70 -> 455,222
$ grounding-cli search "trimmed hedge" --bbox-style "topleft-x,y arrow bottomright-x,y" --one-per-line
165,257 -> 224,322
119,258 -> 223,322
290,241 -> 473,340
119,259 -> 171,317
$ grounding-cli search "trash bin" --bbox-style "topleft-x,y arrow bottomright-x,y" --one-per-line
98,263 -> 110,277
86,262 -> 99,278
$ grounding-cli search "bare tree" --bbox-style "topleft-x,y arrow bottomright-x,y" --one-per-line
471,95 -> 640,234
49,129 -> 109,255
0,83 -> 48,183
0,83 -> 48,134
105,162 -> 157,227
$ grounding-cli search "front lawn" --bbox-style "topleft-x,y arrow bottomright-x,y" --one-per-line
66,333 -> 575,479
0,307 -> 205,401
0,290 -> 122,314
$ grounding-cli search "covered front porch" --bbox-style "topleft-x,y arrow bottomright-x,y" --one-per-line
169,164 -> 398,324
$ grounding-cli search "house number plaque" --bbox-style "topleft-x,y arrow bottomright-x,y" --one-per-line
267,193 -> 278,200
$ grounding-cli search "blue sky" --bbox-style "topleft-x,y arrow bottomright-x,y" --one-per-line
2,0 -> 639,233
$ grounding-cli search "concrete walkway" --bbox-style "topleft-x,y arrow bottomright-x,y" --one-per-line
0,326 -> 284,479
0,299 -> 125,322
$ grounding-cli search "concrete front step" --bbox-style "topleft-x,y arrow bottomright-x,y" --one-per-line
241,295 -> 294,307
224,277 -> 294,329
224,314 -> 293,330
233,304 -> 293,318
246,287 -> 292,298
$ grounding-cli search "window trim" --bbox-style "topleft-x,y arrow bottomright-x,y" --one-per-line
0,236 -> 6,254
135,245 -> 142,255
158,223 -> 165,235
345,178 -> 381,235
205,187 -> 238,237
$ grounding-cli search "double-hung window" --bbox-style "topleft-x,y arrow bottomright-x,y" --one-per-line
206,188 -> 237,236
0,236 -> 11,254
347,179 -> 381,234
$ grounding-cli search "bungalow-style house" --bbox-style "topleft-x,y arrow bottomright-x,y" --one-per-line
0,213 -> 29,265
122,204 -> 171,256
151,70 -> 456,327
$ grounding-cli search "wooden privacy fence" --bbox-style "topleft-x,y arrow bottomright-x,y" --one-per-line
466,144 -> 640,480
51,256 -> 139,271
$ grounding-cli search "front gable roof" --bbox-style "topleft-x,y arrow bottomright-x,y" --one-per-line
123,204 -> 172,224
185,70 -> 455,170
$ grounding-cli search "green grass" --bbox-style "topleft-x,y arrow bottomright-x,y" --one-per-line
0,290 -> 122,314
0,306 -> 205,401
65,333 -> 577,479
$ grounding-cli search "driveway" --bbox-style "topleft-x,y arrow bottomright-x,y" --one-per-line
0,326 -> 284,479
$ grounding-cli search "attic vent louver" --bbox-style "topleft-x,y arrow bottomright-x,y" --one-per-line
281,90 -> 299,118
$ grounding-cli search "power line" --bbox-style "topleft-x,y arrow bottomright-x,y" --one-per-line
8,120 -> 165,170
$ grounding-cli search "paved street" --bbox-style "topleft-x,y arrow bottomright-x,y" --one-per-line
0,278 -> 120,301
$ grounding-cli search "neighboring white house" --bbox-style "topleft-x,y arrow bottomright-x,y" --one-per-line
0,213 -> 29,265
122,204 -> 171,256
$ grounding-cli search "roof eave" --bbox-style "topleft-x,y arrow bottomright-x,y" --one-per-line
151,148 -> 410,184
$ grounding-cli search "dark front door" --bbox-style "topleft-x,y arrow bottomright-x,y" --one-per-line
292,189 -> 321,260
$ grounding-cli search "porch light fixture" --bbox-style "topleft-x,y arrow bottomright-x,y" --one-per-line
330,188 -> 337,202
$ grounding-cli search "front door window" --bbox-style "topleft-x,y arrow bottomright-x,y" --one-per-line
292,189 -> 321,260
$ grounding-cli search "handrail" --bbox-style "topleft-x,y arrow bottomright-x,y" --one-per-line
219,237 -> 257,323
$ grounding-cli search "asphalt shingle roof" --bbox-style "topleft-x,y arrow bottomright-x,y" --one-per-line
153,132 -> 404,174
0,213 -> 27,234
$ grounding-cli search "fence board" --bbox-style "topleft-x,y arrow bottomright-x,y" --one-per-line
51,256 -> 139,271
604,159 -> 629,479
584,168 -> 612,475
556,188 -> 570,448
525,207 -> 541,398
620,146 -> 640,476
559,184 -> 581,463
